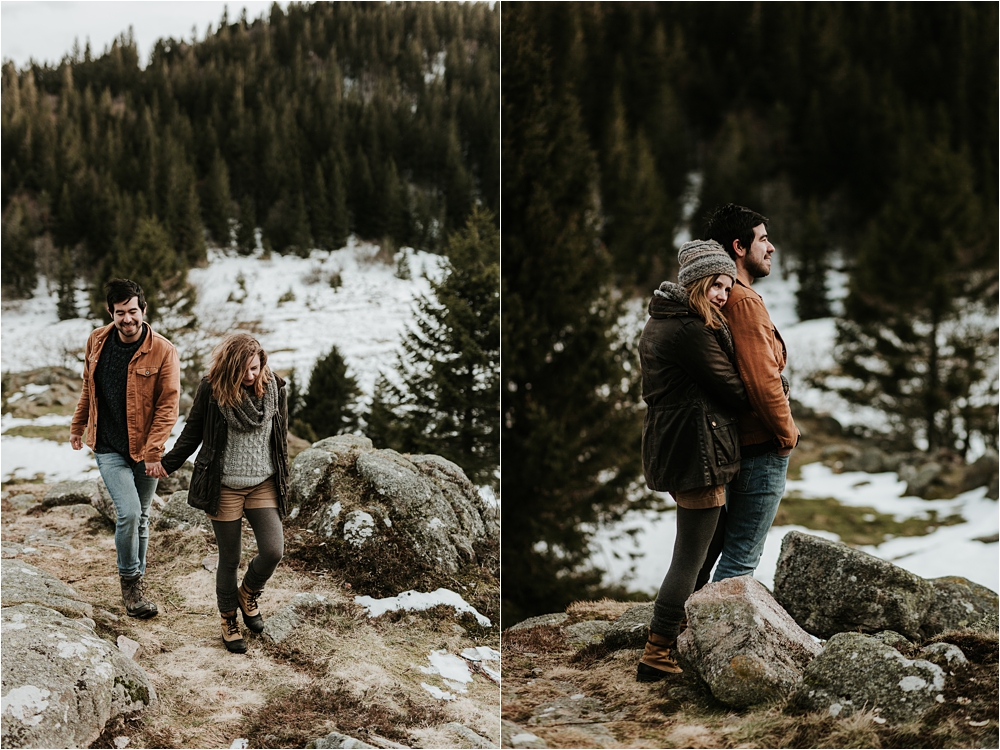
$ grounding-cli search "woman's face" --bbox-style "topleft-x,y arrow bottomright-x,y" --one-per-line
707,275 -> 734,310
242,353 -> 261,387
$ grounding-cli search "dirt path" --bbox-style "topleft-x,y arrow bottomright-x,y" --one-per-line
2,487 -> 500,749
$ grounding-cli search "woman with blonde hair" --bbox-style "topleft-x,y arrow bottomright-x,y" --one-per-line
636,240 -> 750,680
156,333 -> 289,653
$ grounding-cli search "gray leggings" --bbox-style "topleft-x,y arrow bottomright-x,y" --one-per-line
649,505 -> 727,639
211,507 -> 284,613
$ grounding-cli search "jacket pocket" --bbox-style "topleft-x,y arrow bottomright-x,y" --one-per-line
707,413 -> 739,467
186,452 -> 214,511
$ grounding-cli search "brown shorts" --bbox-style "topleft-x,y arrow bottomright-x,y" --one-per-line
208,477 -> 279,522
670,484 -> 726,510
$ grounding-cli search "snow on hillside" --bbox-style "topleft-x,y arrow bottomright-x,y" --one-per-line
1,238 -> 450,484
0,238 -> 443,395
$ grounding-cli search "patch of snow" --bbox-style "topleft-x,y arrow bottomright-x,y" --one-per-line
420,650 -> 471,692
354,587 -> 491,627
230,740 -> 249,750
593,461 -> 999,596
420,682 -> 456,701
461,646 -> 500,662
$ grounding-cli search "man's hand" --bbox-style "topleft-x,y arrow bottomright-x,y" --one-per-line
70,434 -> 83,450
776,446 -> 793,457
145,461 -> 168,479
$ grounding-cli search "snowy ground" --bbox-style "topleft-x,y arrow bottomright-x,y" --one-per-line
598,264 -> 998,596
0,238 -> 495,489
1,238 -> 444,396
592,467 -> 999,594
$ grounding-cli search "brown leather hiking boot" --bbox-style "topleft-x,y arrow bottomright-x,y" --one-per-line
236,581 -> 265,633
120,574 -> 158,619
220,611 -> 247,653
636,631 -> 682,682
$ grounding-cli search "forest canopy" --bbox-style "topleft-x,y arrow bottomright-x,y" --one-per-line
1,1 -> 499,308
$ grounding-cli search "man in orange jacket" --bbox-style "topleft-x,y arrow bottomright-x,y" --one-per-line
71,278 -> 180,618
706,204 -> 799,580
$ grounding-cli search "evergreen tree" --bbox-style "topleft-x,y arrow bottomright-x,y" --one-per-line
105,215 -> 178,320
0,196 -> 38,298
202,149 -> 232,246
794,199 -> 833,321
833,136 -> 996,455
299,345 -> 361,439
236,194 -> 257,255
328,160 -> 350,249
56,247 -> 77,320
501,6 -> 646,624
366,207 -> 500,487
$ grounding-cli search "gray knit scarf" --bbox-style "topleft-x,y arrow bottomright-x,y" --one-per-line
219,373 -> 278,432
655,281 -> 736,363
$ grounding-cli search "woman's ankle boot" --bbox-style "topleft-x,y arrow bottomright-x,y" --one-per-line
636,630 -> 682,682
220,611 -> 247,653
236,581 -> 265,633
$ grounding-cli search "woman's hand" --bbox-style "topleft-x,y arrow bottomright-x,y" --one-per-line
145,461 -> 168,479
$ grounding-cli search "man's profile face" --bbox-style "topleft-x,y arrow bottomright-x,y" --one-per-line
108,296 -> 145,343
742,223 -> 774,279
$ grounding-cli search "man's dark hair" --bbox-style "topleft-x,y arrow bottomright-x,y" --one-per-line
705,204 -> 769,261
105,279 -> 146,312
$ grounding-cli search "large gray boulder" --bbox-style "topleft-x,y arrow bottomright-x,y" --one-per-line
773,531 -> 937,639
1,561 -> 93,619
602,603 -> 654,651
290,438 -> 498,583
677,576 -> 822,708
923,576 -> 999,635
42,479 -> 101,508
1,603 -> 157,748
155,490 -> 211,532
788,632 -> 946,724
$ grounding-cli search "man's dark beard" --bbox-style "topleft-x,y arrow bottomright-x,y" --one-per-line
746,255 -> 770,279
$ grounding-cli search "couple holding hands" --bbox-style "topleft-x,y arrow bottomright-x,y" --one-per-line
71,278 -> 287,654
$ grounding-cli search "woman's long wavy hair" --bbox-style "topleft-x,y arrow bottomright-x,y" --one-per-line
207,333 -> 272,408
684,274 -> 730,330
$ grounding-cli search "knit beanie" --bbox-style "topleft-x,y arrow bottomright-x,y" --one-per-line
677,240 -> 737,287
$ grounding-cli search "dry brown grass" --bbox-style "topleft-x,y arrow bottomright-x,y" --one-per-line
3,495 -> 500,749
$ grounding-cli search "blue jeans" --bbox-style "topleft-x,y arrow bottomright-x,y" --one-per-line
712,451 -> 789,581
95,452 -> 158,578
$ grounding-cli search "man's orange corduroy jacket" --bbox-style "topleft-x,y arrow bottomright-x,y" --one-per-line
71,322 -> 180,463
723,279 -> 799,450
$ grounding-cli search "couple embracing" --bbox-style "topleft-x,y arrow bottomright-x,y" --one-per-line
637,204 -> 799,681
71,279 -> 288,654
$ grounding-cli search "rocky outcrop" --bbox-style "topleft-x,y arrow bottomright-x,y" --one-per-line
774,531 -> 998,639
1,603 -> 157,748
924,576 -> 1000,635
501,720 -> 547,749
289,436 -> 498,587
155,490 -> 211,532
676,576 -> 823,708
602,603 -> 653,651
774,531 -> 935,639
787,631 -> 946,724
962,450 -> 999,499
507,613 -> 568,632
156,461 -> 192,495
1,560 -> 93,619
263,593 -> 335,645
41,479 -> 102,508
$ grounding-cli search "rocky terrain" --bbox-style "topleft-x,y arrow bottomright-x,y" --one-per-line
1,437 -> 500,749
501,531 -> 998,749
